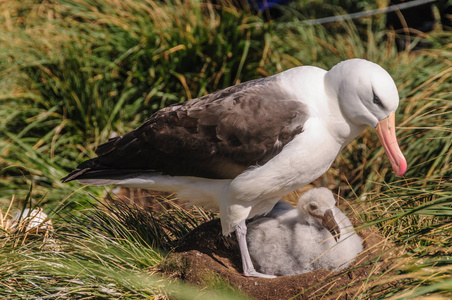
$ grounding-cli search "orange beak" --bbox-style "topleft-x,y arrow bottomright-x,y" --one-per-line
376,112 -> 407,177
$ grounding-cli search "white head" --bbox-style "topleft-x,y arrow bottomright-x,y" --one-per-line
325,59 -> 407,176
297,187 -> 340,240
326,59 -> 398,128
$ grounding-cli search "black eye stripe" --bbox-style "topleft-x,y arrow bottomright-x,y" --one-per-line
373,95 -> 381,104
373,92 -> 384,108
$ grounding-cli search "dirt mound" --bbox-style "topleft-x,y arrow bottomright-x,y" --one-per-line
160,218 -> 395,299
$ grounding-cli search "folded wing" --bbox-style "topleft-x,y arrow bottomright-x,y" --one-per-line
62,77 -> 309,182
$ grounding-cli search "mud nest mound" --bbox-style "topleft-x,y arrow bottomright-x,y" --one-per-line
159,216 -> 397,299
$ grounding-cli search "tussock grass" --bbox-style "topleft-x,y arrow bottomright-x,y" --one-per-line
1,0 -> 451,298
82,194 -> 214,251
355,178 -> 452,299
0,193 -> 243,299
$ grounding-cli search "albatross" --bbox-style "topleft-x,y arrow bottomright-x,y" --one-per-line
62,58 -> 407,278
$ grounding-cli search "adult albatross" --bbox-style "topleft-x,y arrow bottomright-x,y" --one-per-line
62,58 -> 407,278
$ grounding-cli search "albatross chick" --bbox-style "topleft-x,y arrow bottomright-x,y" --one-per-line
247,188 -> 363,276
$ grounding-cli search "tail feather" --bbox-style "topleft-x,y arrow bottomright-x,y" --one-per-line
61,157 -> 156,183
61,168 -> 90,183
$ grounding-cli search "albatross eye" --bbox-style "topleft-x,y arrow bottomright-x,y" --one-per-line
373,93 -> 383,108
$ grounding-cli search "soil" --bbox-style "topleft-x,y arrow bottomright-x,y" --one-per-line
159,217 -> 396,299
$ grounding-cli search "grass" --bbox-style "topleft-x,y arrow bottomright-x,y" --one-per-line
355,179 -> 452,299
0,190 -> 244,299
0,0 -> 451,298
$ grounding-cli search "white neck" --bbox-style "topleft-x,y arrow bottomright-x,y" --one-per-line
323,74 -> 367,148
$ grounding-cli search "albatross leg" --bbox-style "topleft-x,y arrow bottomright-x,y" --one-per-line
236,220 -> 276,278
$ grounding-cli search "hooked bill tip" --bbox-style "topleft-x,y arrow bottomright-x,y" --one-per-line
322,209 -> 341,241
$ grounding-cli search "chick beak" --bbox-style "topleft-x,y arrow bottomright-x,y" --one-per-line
322,209 -> 341,242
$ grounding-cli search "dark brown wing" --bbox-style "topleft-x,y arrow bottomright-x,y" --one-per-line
62,77 -> 309,182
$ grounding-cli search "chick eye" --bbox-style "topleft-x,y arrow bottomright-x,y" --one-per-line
308,203 -> 318,211
373,93 -> 383,107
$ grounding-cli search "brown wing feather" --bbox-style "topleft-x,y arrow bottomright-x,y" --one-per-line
62,77 -> 309,182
